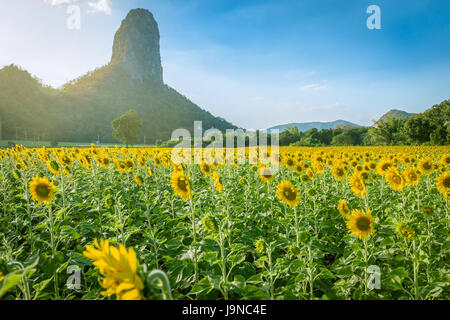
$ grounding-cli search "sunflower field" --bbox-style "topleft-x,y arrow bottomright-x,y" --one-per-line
0,145 -> 448,300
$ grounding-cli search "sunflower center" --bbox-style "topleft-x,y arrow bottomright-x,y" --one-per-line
177,179 -> 188,192
444,177 -> 450,188
356,217 -> 371,231
36,185 -> 50,197
392,175 -> 401,184
283,188 -> 297,201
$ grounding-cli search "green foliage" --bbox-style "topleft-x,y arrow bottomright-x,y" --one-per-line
112,109 -> 143,147
0,64 -> 237,144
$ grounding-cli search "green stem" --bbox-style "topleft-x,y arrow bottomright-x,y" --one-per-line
147,270 -> 173,300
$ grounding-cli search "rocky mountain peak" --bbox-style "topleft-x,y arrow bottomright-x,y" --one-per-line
110,9 -> 163,83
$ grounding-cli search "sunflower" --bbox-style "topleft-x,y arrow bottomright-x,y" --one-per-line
213,171 -> 223,193
332,165 -> 346,181
403,168 -> 421,186
276,181 -> 301,207
29,176 -> 58,204
376,160 -> 392,176
417,157 -> 434,175
348,173 -> 366,198
259,166 -> 274,182
385,168 -> 405,191
440,154 -> 450,167
313,162 -> 325,175
147,168 -> 152,176
0,272 -> 4,281
47,160 -> 61,175
83,239 -> 144,300
397,223 -> 415,239
171,172 -> 191,200
134,175 -> 143,185
200,162 -> 212,176
115,160 -> 128,173
283,156 -> 296,170
337,199 -> 350,218
346,209 -> 376,240
436,171 -> 450,194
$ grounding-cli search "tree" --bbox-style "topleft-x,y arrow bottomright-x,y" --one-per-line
112,109 -> 143,147
368,115 -> 406,145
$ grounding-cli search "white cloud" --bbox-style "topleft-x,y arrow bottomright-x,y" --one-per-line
87,0 -> 112,15
300,83 -> 328,92
43,0 -> 80,6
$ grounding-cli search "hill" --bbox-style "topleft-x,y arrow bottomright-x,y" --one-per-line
0,9 -> 237,143
267,120 -> 360,133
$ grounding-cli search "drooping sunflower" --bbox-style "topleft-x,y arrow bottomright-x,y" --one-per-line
436,171 -> 450,194
385,168 -> 405,191
259,166 -> 274,183
134,175 -> 143,185
170,172 -> 191,200
348,173 -> 366,198
29,176 -> 58,204
346,208 -> 376,240
337,199 -> 351,218
83,239 -> 144,300
276,180 -> 301,207
213,171 -> 223,193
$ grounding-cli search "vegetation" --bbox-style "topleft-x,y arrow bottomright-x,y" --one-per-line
0,64 -> 237,144
0,145 -> 448,300
112,110 -> 143,148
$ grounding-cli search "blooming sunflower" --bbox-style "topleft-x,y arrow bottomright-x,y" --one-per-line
346,209 -> 376,240
29,176 -> 58,204
283,156 -> 296,170
376,160 -> 392,176
418,157 -> 434,175
170,172 -> 191,200
436,171 -> 450,194
83,239 -> 144,300
332,165 -> 347,181
337,199 -> 351,218
385,168 -> 405,191
348,173 -> 366,198
276,181 -> 301,207
403,168 -> 421,186
440,154 -> 450,167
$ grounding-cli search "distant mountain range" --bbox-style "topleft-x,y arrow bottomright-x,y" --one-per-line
267,120 -> 360,133
267,108 -> 420,133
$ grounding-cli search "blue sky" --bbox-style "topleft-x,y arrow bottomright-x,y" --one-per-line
0,0 -> 449,129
